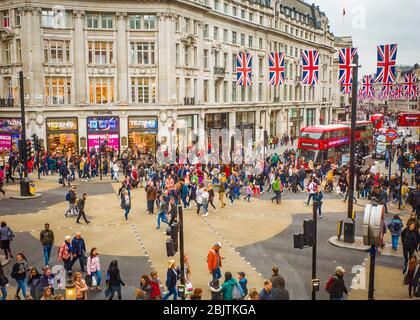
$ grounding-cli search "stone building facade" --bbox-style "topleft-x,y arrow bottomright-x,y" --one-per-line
0,0 -> 341,154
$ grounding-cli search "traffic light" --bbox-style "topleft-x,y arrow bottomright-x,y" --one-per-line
293,233 -> 305,249
25,139 -> 32,162
303,219 -> 315,247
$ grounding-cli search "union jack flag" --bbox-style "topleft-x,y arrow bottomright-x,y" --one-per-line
362,75 -> 375,98
403,73 -> 418,99
338,48 -> 358,85
301,50 -> 319,85
236,52 -> 253,86
393,84 -> 404,100
340,83 -> 352,95
381,83 -> 394,100
375,44 -> 398,84
268,52 -> 286,86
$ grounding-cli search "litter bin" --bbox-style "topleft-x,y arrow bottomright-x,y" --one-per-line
20,177 -> 35,196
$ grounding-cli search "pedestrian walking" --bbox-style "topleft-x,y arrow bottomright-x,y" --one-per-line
136,274 -> 153,300
27,267 -> 42,300
70,232 -> 87,272
10,253 -> 30,300
259,279 -> 276,300
146,181 -> 157,214
0,167 -> 6,195
271,177 -> 282,204
313,188 -> 324,218
150,271 -> 163,300
156,195 -> 169,229
221,271 -> 243,300
162,260 -> 178,300
121,190 -> 131,221
58,235 -> 74,273
387,215 -> 404,251
270,266 -> 285,290
326,266 -> 349,300
65,186 -> 77,217
403,255 -> 420,298
0,221 -> 14,260
401,223 -> 420,268
0,262 -> 9,300
76,193 -> 90,224
39,223 -> 54,266
237,272 -> 248,299
86,247 -> 102,291
105,260 -> 126,300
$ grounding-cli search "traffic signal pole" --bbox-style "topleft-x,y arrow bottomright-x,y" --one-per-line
312,200 -> 318,301
19,71 -> 28,179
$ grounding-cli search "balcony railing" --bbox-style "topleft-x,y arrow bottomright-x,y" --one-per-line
0,98 -> 15,107
214,66 -> 226,76
184,97 -> 195,105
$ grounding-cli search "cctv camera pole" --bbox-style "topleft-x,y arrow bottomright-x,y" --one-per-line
345,53 -> 360,243
312,200 -> 317,301
178,205 -> 185,300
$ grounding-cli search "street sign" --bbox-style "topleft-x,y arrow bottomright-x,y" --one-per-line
385,129 -> 398,141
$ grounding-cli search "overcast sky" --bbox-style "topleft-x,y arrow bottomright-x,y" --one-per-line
312,0 -> 420,75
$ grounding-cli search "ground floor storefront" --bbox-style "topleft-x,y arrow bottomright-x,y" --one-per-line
0,103 -> 332,155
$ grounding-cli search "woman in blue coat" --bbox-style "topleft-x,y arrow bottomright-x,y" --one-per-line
162,260 -> 178,300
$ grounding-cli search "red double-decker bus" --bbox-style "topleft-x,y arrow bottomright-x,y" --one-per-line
298,125 -> 350,164
370,114 -> 384,129
342,121 -> 374,155
398,112 -> 420,127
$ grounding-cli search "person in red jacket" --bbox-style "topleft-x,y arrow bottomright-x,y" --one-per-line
207,242 -> 225,281
149,271 -> 163,300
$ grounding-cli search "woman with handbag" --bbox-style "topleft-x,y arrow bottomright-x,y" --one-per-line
0,262 -> 8,300
86,247 -> 102,291
0,221 -> 14,260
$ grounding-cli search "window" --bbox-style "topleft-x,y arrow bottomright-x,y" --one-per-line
175,16 -> 180,32
213,51 -> 219,67
44,39 -> 71,63
232,82 -> 237,102
41,9 -> 71,28
259,15 -> 263,25
130,42 -> 155,65
248,36 -> 253,48
194,47 -> 197,67
249,13 -> 253,22
259,38 -> 263,50
213,26 -> 219,40
15,10 -> 20,26
232,6 -> 237,16
241,9 -> 245,19
1,10 -> 9,27
247,86 -> 252,102
258,57 -> 263,76
88,41 -> 114,64
176,44 -> 180,66
240,34 -> 245,46
203,24 -> 209,38
203,49 -> 209,68
214,0 -> 220,10
203,80 -> 209,102
232,31 -> 237,44
259,83 -> 263,101
193,20 -> 198,35
185,46 -> 190,66
185,78 -> 190,97
214,81 -> 219,102
3,41 -> 11,64
223,81 -> 228,102
86,13 -> 113,29
129,15 -> 141,29
143,15 -> 156,29
232,54 -> 237,72
184,18 -> 191,33
89,77 -> 114,104
223,53 -> 228,69
131,78 -> 155,103
45,77 -> 71,105
240,86 -> 245,102
223,29 -> 228,42
176,78 -> 180,102
224,3 -> 229,14
16,39 -> 21,63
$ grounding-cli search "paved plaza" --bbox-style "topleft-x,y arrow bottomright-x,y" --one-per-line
0,167 -> 413,300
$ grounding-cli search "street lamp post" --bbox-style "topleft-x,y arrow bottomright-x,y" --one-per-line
311,200 -> 318,301
345,53 -> 360,243
178,205 -> 185,300
19,71 -> 28,179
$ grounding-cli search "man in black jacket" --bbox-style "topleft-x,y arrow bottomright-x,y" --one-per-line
401,222 -> 420,266
39,223 -> 54,266
76,193 -> 90,224
329,266 -> 349,300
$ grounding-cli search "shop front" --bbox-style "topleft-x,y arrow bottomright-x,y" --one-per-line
128,116 -> 158,155
176,114 -> 198,148
205,113 -> 229,148
87,116 -> 120,153
236,111 -> 256,145
46,118 -> 78,155
0,118 -> 21,152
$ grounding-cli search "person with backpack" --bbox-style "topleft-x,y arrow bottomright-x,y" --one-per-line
39,223 -> 54,266
326,266 -> 349,300
387,215 -> 404,251
221,271 -> 243,300
0,221 -> 14,260
65,186 -> 77,217
237,272 -> 248,299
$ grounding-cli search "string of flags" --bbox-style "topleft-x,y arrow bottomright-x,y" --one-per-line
235,43 -> 419,101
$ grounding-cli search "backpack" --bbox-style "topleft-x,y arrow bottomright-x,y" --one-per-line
66,192 -> 71,202
393,221 -> 402,233
232,282 -> 244,300
325,276 -> 335,293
